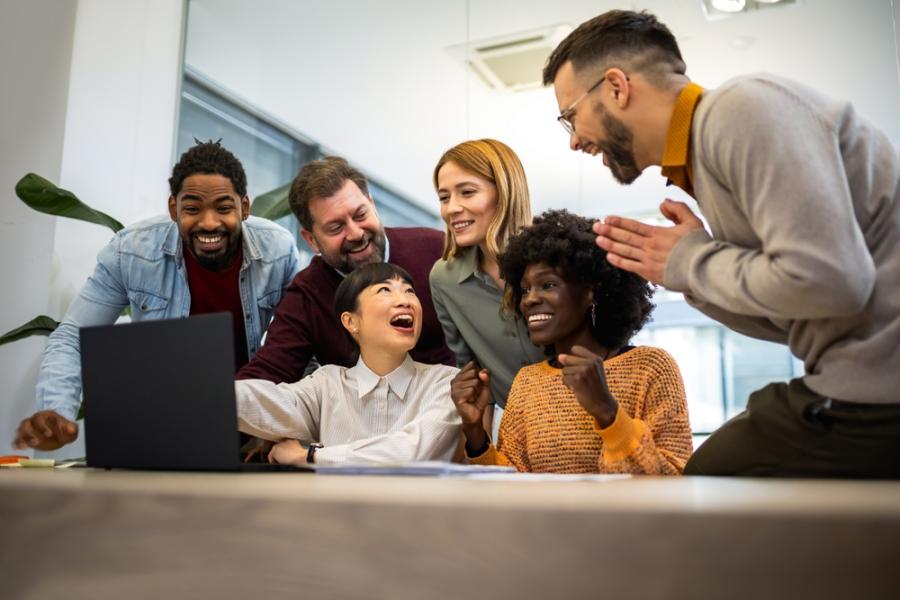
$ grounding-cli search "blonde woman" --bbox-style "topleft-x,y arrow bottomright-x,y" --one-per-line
429,139 -> 543,438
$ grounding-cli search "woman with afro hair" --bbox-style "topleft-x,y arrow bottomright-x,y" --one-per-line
452,209 -> 692,474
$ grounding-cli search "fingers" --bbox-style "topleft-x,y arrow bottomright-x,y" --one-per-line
32,412 -> 54,439
568,345 -> 598,360
474,379 -> 491,411
13,411 -> 78,450
460,360 -> 479,375
452,362 -> 480,386
477,369 -> 490,385
601,215 -> 654,238
13,419 -> 38,449
603,252 -> 652,281
661,199 -> 703,228
558,347 -> 598,366
49,414 -> 78,443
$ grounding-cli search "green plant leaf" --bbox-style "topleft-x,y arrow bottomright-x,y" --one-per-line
0,315 -> 59,346
250,182 -> 291,221
16,173 -> 124,233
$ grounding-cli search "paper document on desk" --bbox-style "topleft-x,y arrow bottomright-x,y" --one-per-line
464,472 -> 632,482
0,457 -> 87,469
314,461 -> 516,477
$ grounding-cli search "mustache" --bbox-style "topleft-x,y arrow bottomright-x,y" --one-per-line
342,233 -> 372,253
191,229 -> 228,237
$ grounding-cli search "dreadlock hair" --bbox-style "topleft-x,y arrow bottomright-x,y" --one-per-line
499,209 -> 654,351
168,139 -> 248,197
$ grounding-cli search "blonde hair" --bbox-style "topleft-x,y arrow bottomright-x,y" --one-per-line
433,139 -> 532,261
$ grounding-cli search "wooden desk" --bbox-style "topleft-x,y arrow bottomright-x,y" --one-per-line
2,470 -> 899,599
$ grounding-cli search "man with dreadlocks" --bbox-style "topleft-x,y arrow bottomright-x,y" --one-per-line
14,141 -> 300,452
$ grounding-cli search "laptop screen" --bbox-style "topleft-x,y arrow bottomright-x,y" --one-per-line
81,313 -> 244,470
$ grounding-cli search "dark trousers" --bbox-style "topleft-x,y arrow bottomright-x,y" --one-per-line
685,378 -> 900,479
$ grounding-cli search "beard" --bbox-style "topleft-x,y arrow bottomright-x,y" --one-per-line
188,228 -> 242,271
594,107 -> 641,185
320,227 -> 387,275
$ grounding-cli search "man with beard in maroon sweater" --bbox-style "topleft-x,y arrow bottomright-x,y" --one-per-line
237,156 -> 453,385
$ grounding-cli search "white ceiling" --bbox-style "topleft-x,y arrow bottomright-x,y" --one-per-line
185,0 -> 900,220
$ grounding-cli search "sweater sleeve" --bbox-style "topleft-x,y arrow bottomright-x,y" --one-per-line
682,290 -> 789,344
595,350 -> 692,475
664,79 -> 875,320
468,372 -> 530,471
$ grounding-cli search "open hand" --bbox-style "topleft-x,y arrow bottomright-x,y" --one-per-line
558,346 -> 618,427
13,410 -> 78,450
593,199 -> 703,285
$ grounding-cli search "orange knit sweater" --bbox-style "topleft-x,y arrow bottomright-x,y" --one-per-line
469,346 -> 692,475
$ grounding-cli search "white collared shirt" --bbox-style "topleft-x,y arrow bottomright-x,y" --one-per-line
235,355 -> 460,466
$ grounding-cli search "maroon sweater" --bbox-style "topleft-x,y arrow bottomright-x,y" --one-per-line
236,227 -> 454,382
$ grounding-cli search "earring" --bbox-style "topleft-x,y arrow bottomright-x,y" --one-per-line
591,303 -> 597,328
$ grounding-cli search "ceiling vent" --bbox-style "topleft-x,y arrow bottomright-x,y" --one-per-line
448,24 -> 573,92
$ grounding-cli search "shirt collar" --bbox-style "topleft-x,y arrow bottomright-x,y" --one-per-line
350,353 -> 416,399
455,246 -> 480,284
660,82 -> 704,196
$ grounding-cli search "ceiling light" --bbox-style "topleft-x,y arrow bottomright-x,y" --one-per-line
711,0 -> 746,12
701,0 -> 799,22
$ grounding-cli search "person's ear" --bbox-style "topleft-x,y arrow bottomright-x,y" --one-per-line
301,228 -> 320,254
168,196 -> 177,222
606,68 -> 630,108
241,196 -> 250,221
340,311 -> 359,336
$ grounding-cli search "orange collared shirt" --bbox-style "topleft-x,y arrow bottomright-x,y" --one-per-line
660,82 -> 704,198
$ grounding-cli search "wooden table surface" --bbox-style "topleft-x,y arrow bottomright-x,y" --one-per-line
2,469 -> 899,599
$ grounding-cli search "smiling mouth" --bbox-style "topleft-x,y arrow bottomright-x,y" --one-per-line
390,313 -> 415,333
346,239 -> 371,254
193,232 -> 226,252
526,313 -> 553,329
451,220 -> 475,232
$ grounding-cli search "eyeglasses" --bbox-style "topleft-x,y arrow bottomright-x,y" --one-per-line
557,74 -> 607,135
557,72 -> 629,135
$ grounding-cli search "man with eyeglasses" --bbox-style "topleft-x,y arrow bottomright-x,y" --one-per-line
544,10 -> 900,478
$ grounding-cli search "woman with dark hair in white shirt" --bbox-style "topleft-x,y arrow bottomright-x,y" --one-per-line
236,262 -> 461,466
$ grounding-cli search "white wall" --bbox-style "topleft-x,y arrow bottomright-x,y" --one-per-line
0,0 -> 77,454
0,0 -> 185,456
184,0 -> 900,220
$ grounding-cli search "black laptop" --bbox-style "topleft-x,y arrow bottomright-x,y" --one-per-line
81,312 -> 310,472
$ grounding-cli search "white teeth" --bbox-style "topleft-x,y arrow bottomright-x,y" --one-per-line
527,313 -> 552,323
197,234 -> 223,243
452,221 -> 474,231
391,314 -> 413,327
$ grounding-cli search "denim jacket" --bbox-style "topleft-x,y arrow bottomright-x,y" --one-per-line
36,214 -> 301,421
